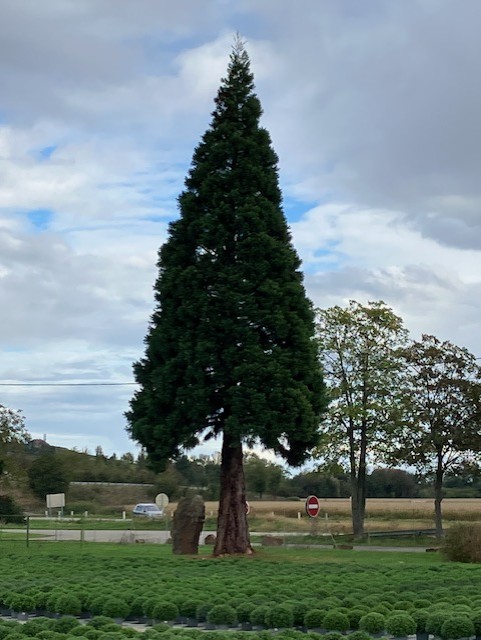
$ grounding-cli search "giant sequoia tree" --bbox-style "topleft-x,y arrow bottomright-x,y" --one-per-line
126,41 -> 326,555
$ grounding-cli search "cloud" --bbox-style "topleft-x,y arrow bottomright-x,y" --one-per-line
245,0 -> 481,250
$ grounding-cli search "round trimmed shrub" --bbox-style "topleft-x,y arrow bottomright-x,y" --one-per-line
386,614 -> 416,638
101,598 -> 130,620
348,608 -> 369,630
236,601 -> 255,623
152,601 -> 179,622
207,604 -> 237,626
51,617 -> 81,633
128,596 -> 147,618
359,612 -> 386,635
195,603 -> 212,623
362,596 -> 380,607
265,604 -> 294,629
415,599 -> 432,610
87,595 -> 107,617
323,610 -> 350,632
323,633 -> 344,640
411,609 -> 430,633
69,628 -> 96,638
426,611 -> 453,637
53,593 -> 82,616
304,609 -> 325,629
250,605 -> 269,627
453,605 -> 472,614
0,627 -> 26,640
374,605 -> 391,616
471,611 -> 481,636
81,630 -> 102,639
440,616 -> 475,640
347,632 -> 371,640
179,599 -> 203,618
22,618 -> 52,637
86,616 -> 117,630
36,632 -> 65,640
117,628 -> 138,638
286,600 -> 310,626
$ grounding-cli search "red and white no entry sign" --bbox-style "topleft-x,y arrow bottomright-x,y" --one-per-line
305,495 -> 320,518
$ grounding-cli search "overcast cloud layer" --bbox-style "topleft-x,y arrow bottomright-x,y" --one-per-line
1,0 -> 480,457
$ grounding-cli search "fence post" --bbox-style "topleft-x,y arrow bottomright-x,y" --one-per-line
26,516 -> 30,549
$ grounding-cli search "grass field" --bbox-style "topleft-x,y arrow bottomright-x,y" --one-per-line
198,498 -> 481,533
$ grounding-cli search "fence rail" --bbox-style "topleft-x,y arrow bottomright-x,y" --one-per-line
0,515 -> 175,547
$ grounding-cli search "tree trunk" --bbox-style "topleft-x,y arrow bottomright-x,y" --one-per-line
351,475 -> 366,538
434,456 -> 444,539
350,423 -> 367,539
213,434 -> 253,556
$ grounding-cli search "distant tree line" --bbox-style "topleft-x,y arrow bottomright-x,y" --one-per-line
15,443 -> 481,504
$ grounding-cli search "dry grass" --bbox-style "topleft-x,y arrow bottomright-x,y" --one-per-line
197,497 -> 481,518
164,498 -> 481,534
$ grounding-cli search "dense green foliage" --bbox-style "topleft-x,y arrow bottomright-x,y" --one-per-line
126,42 -> 325,470
0,494 -> 24,524
385,613 -> 416,637
27,450 -> 70,499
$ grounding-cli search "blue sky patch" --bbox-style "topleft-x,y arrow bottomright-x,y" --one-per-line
27,208 -> 53,231
39,145 -> 57,159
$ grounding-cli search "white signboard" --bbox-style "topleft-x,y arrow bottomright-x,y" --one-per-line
46,493 -> 65,509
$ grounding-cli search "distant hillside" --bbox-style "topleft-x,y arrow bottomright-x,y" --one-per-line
1,441 -> 158,513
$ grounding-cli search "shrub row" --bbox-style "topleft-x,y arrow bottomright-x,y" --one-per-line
1,547 -> 481,638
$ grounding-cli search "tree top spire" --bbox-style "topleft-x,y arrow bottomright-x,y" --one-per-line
232,31 -> 247,57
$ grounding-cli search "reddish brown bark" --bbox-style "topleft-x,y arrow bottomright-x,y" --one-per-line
213,434 -> 253,556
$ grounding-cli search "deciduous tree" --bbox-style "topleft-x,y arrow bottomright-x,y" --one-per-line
126,40 -> 326,555
314,300 -> 408,537
0,405 -> 29,481
28,450 -> 70,500
391,334 -> 481,537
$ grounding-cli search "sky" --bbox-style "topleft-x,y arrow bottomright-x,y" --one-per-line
1,0 -> 481,459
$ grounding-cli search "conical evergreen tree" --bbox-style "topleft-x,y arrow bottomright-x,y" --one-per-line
126,39 -> 327,555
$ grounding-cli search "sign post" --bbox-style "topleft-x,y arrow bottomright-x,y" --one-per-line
305,495 -> 320,518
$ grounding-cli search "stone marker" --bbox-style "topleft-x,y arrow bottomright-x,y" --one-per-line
171,494 -> 205,554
